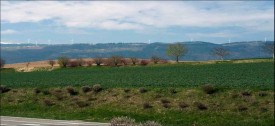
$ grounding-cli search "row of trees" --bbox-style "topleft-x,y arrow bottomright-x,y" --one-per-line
0,42 -> 273,68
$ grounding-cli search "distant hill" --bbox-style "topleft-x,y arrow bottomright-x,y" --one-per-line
0,41 -> 273,64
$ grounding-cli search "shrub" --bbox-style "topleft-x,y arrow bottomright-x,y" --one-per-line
58,56 -> 70,68
260,107 -> 268,112
178,102 -> 189,109
120,58 -> 129,66
140,60 -> 149,66
48,60 -> 55,67
151,56 -> 161,64
42,90 -> 50,95
139,88 -> 147,93
75,101 -> 89,108
76,58 -> 85,66
86,60 -> 93,67
0,85 -> 11,94
130,57 -> 139,65
238,105 -> 248,111
82,86 -> 91,93
194,102 -> 208,110
169,88 -> 177,94
94,57 -> 103,66
202,84 -> 216,94
33,88 -> 41,94
142,121 -> 162,126
110,116 -> 135,126
66,86 -> 78,95
69,60 -> 78,67
43,99 -> 55,106
231,93 -> 240,99
124,88 -> 131,93
258,91 -> 268,97
0,58 -> 5,68
143,103 -> 152,109
241,91 -> 251,96
160,99 -> 170,104
93,84 -> 102,93
107,56 -> 122,66
162,103 -> 170,108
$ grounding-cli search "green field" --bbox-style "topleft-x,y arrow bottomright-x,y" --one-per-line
0,60 -> 274,126
1,61 -> 274,89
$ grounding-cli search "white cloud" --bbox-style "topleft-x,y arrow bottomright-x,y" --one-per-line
1,29 -> 18,35
1,1 -> 274,31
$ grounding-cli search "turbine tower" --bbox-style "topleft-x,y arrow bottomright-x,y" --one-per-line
228,39 -> 231,44
27,38 -> 31,44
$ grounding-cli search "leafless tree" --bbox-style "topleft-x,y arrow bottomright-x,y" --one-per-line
262,43 -> 274,59
211,47 -> 230,60
151,56 -> 161,64
48,60 -> 55,67
107,56 -> 122,66
58,56 -> 70,68
130,57 -> 139,65
0,58 -> 5,68
93,57 -> 103,66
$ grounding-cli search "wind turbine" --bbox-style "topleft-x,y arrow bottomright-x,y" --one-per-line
27,38 -> 31,44
148,39 -> 151,44
48,39 -> 51,45
35,41 -> 38,46
228,39 -> 231,44
265,37 -> 267,42
71,39 -> 74,45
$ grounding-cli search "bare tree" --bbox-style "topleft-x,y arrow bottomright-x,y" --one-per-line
58,56 -> 70,68
151,56 -> 161,64
262,43 -> 274,59
130,57 -> 139,65
76,58 -> 85,66
48,60 -> 55,67
0,58 -> 5,68
93,57 -> 103,66
211,47 -> 229,60
166,43 -> 187,63
107,56 -> 122,66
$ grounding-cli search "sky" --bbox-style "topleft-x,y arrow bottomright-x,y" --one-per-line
1,1 -> 274,44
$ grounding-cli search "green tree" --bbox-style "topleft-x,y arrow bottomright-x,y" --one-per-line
166,43 -> 187,63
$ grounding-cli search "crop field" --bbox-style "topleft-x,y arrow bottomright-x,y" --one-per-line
0,60 -> 274,126
1,61 -> 274,90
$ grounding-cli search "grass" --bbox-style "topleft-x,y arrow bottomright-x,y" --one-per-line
1,61 -> 274,90
0,88 -> 274,126
0,59 -> 274,125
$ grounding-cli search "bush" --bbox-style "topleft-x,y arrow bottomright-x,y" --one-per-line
66,86 -> 78,95
178,102 -> 189,109
162,103 -> 170,108
69,60 -> 78,67
241,91 -> 251,96
43,99 -> 55,106
169,88 -> 177,94
151,56 -> 161,64
160,99 -> 170,104
48,60 -> 55,67
139,87 -> 147,93
238,105 -> 248,111
94,57 -> 103,66
82,86 -> 91,93
86,60 -> 93,67
110,116 -> 135,126
0,85 -> 11,94
34,88 -> 41,94
194,102 -> 208,110
142,121 -> 162,126
124,88 -> 131,93
120,58 -> 129,66
93,84 -> 102,93
58,56 -> 70,68
130,57 -> 139,65
0,58 -> 5,68
76,58 -> 85,66
202,84 -> 216,94
42,90 -> 50,95
107,56 -> 122,66
75,101 -> 89,108
143,102 -> 152,109
258,91 -> 268,97
140,60 -> 149,66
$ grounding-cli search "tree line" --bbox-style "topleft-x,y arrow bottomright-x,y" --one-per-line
0,42 -> 274,68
